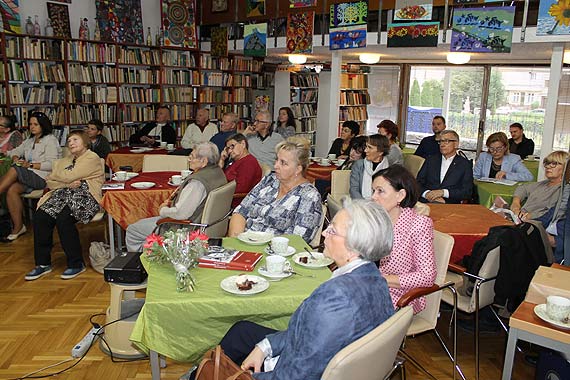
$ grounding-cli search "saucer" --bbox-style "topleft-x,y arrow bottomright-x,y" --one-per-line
167,181 -> 181,187
112,173 -> 138,182
264,246 -> 296,257
131,181 -> 155,189
319,162 -> 332,167
237,231 -> 274,245
258,267 -> 293,280
534,304 -> 570,330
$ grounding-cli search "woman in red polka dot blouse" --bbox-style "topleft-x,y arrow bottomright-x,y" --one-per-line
371,165 -> 437,314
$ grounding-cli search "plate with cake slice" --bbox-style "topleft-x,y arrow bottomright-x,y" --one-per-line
220,274 -> 269,296
292,252 -> 334,268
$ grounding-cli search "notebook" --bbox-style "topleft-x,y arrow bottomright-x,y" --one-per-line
198,250 -> 263,271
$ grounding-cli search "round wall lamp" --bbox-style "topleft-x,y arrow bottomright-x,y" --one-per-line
288,54 -> 308,64
359,53 -> 381,64
447,52 -> 471,65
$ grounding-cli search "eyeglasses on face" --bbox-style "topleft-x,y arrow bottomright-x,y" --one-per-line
544,161 -> 563,168
488,145 -> 506,153
323,224 -> 346,238
225,143 -> 237,151
437,139 -> 458,145
253,119 -> 269,124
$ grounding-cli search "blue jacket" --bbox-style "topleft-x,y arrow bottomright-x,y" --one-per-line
255,262 -> 394,380
417,154 -> 474,204
473,152 -> 533,182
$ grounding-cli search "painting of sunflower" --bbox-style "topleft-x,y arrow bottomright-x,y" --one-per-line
537,0 -> 570,35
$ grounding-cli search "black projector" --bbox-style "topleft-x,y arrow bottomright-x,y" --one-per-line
104,252 -> 147,284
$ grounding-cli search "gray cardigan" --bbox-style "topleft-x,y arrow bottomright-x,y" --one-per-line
8,134 -> 62,178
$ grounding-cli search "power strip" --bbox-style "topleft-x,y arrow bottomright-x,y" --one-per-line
71,326 -> 101,358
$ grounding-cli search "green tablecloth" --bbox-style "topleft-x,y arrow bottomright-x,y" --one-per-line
130,235 -> 330,363
523,159 -> 539,181
402,147 -> 415,156
476,180 -> 521,208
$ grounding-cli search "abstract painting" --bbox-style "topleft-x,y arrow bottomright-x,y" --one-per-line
537,0 -> 570,35
394,0 -> 432,21
247,0 -> 265,17
161,0 -> 197,48
212,0 -> 227,12
387,22 -> 439,47
96,0 -> 143,44
286,11 -> 314,53
244,23 -> 267,57
47,2 -> 71,38
211,27 -> 228,57
0,0 -> 20,34
451,6 -> 515,53
329,1 -> 368,50
289,0 -> 317,7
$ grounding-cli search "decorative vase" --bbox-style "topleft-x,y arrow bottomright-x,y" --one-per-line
25,16 -> 34,35
79,18 -> 89,40
173,263 -> 197,292
34,15 -> 41,36
93,18 -> 101,41
45,18 -> 54,37
146,26 -> 152,46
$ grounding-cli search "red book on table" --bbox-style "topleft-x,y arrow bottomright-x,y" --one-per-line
198,251 -> 263,271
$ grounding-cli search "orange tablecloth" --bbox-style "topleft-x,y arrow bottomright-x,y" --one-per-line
429,204 -> 512,264
306,162 -> 338,182
101,171 -> 177,229
105,147 -> 170,173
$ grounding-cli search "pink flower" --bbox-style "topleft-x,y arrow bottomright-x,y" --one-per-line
189,230 -> 209,241
144,233 -> 164,249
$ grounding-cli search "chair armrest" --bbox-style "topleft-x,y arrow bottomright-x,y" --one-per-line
462,271 -> 497,283
448,262 -> 466,274
156,217 -> 194,226
233,192 -> 248,199
396,281 -> 456,308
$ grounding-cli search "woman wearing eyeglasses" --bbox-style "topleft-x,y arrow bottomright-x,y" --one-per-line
328,120 -> 360,159
2,112 -> 61,241
0,115 -> 23,155
473,132 -> 533,182
510,151 -> 569,222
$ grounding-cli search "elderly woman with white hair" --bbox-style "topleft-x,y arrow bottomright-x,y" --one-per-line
125,142 -> 227,252
228,137 -> 322,243
186,199 -> 395,380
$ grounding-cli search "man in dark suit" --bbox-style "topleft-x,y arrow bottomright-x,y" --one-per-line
416,130 -> 473,204
129,105 -> 177,146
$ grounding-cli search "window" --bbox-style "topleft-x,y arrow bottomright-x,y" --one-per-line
366,66 -> 400,135
511,92 -> 521,104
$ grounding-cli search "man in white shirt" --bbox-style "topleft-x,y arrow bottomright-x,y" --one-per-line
416,130 -> 473,204
244,111 -> 284,167
181,108 -> 218,149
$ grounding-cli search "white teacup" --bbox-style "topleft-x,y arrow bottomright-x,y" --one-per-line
321,158 -> 330,166
171,175 -> 182,185
271,237 -> 289,256
336,159 -> 346,166
115,171 -> 128,181
266,255 -> 287,274
160,141 -> 167,148
546,295 -> 570,321
328,154 -> 336,160
167,143 -> 175,150
181,169 -> 191,179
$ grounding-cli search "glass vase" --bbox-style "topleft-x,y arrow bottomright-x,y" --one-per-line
174,263 -> 196,292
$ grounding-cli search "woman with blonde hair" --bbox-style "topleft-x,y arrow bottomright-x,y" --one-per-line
228,137 -> 322,243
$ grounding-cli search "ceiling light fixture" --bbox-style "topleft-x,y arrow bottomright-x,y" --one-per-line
447,52 -> 471,65
288,54 -> 308,64
564,51 -> 570,64
359,53 -> 381,64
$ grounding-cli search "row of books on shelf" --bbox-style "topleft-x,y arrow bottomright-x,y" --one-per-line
163,68 -> 200,85
13,106 -> 66,127
200,54 -> 231,70
291,103 -> 317,118
118,67 -> 159,84
205,104 -> 251,121
117,105 -> 157,123
340,90 -> 370,105
119,87 -> 160,103
8,61 -> 65,82
163,50 -> 197,67
118,47 -> 160,66
5,37 -> 64,60
340,74 -> 367,89
0,63 -> 3,81
233,57 -> 263,72
291,74 -> 319,88
291,89 -> 318,103
297,118 -> 317,133
200,54 -> 262,72
201,72 -> 233,87
68,63 -> 115,83
9,84 -> 65,104
0,85 -> 4,103
199,88 -> 231,103
68,41 -> 117,63
170,104 -> 196,122
101,124 -> 139,143
233,88 -> 252,103
69,104 -> 116,124
339,106 -> 368,121
163,87 -> 197,103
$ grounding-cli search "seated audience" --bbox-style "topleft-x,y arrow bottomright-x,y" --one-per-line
0,115 -> 23,155
3,112 -> 61,241
25,131 -> 104,281
228,138 -> 322,243
210,112 -> 238,154
181,108 -> 218,149
511,151 -> 569,222
349,134 -> 390,199
508,123 -> 535,159
416,130 -> 473,204
129,105 -> 176,146
275,107 -> 296,139
414,115 -> 446,159
473,132 -> 533,182
336,135 -> 366,171
219,133 -> 262,208
126,142 -> 227,252
244,111 -> 284,168
328,120 -> 360,159
371,165 -> 436,314
378,119 -> 404,165
85,119 -> 111,159
206,199 -> 394,380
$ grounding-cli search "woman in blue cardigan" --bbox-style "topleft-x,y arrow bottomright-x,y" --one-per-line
473,132 -> 533,182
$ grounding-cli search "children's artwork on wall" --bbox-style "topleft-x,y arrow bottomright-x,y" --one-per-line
244,23 -> 267,57
394,0 -> 432,21
451,6 -> 515,53
211,27 -> 228,57
289,0 -> 317,8
286,11 -> 314,53
212,0 -> 227,13
329,1 -> 368,50
255,95 -> 271,113
96,0 -> 143,44
537,0 -> 570,35
0,0 -> 21,34
47,2 -> 71,38
247,0 -> 266,17
161,0 -> 197,48
387,21 -> 439,47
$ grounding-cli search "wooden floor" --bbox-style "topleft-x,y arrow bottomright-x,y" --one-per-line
0,220 -> 536,380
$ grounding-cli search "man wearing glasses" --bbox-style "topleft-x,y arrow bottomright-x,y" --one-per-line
414,115 -> 447,159
244,110 -> 284,167
416,130 -> 473,204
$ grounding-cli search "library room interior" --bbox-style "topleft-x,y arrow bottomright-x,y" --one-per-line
2,0 -> 570,380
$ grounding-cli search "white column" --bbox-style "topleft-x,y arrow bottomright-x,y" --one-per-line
273,71 -> 291,119
316,51 -> 342,156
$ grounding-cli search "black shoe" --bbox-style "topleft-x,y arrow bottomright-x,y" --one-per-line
457,318 -> 499,334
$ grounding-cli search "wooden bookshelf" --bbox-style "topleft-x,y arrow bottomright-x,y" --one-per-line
339,72 -> 370,134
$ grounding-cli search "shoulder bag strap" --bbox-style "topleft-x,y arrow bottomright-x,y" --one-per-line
214,345 -> 223,380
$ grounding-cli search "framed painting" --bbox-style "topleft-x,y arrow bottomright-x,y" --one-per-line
388,22 -> 439,47
96,0 -> 143,44
212,0 -> 227,13
47,1 -> 71,38
537,0 -> 570,35
329,1 -> 368,50
161,0 -> 197,48
286,11 -> 314,53
0,0 -> 21,34
244,23 -> 267,57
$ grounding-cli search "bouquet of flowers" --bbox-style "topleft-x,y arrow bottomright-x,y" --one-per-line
143,229 -> 209,292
